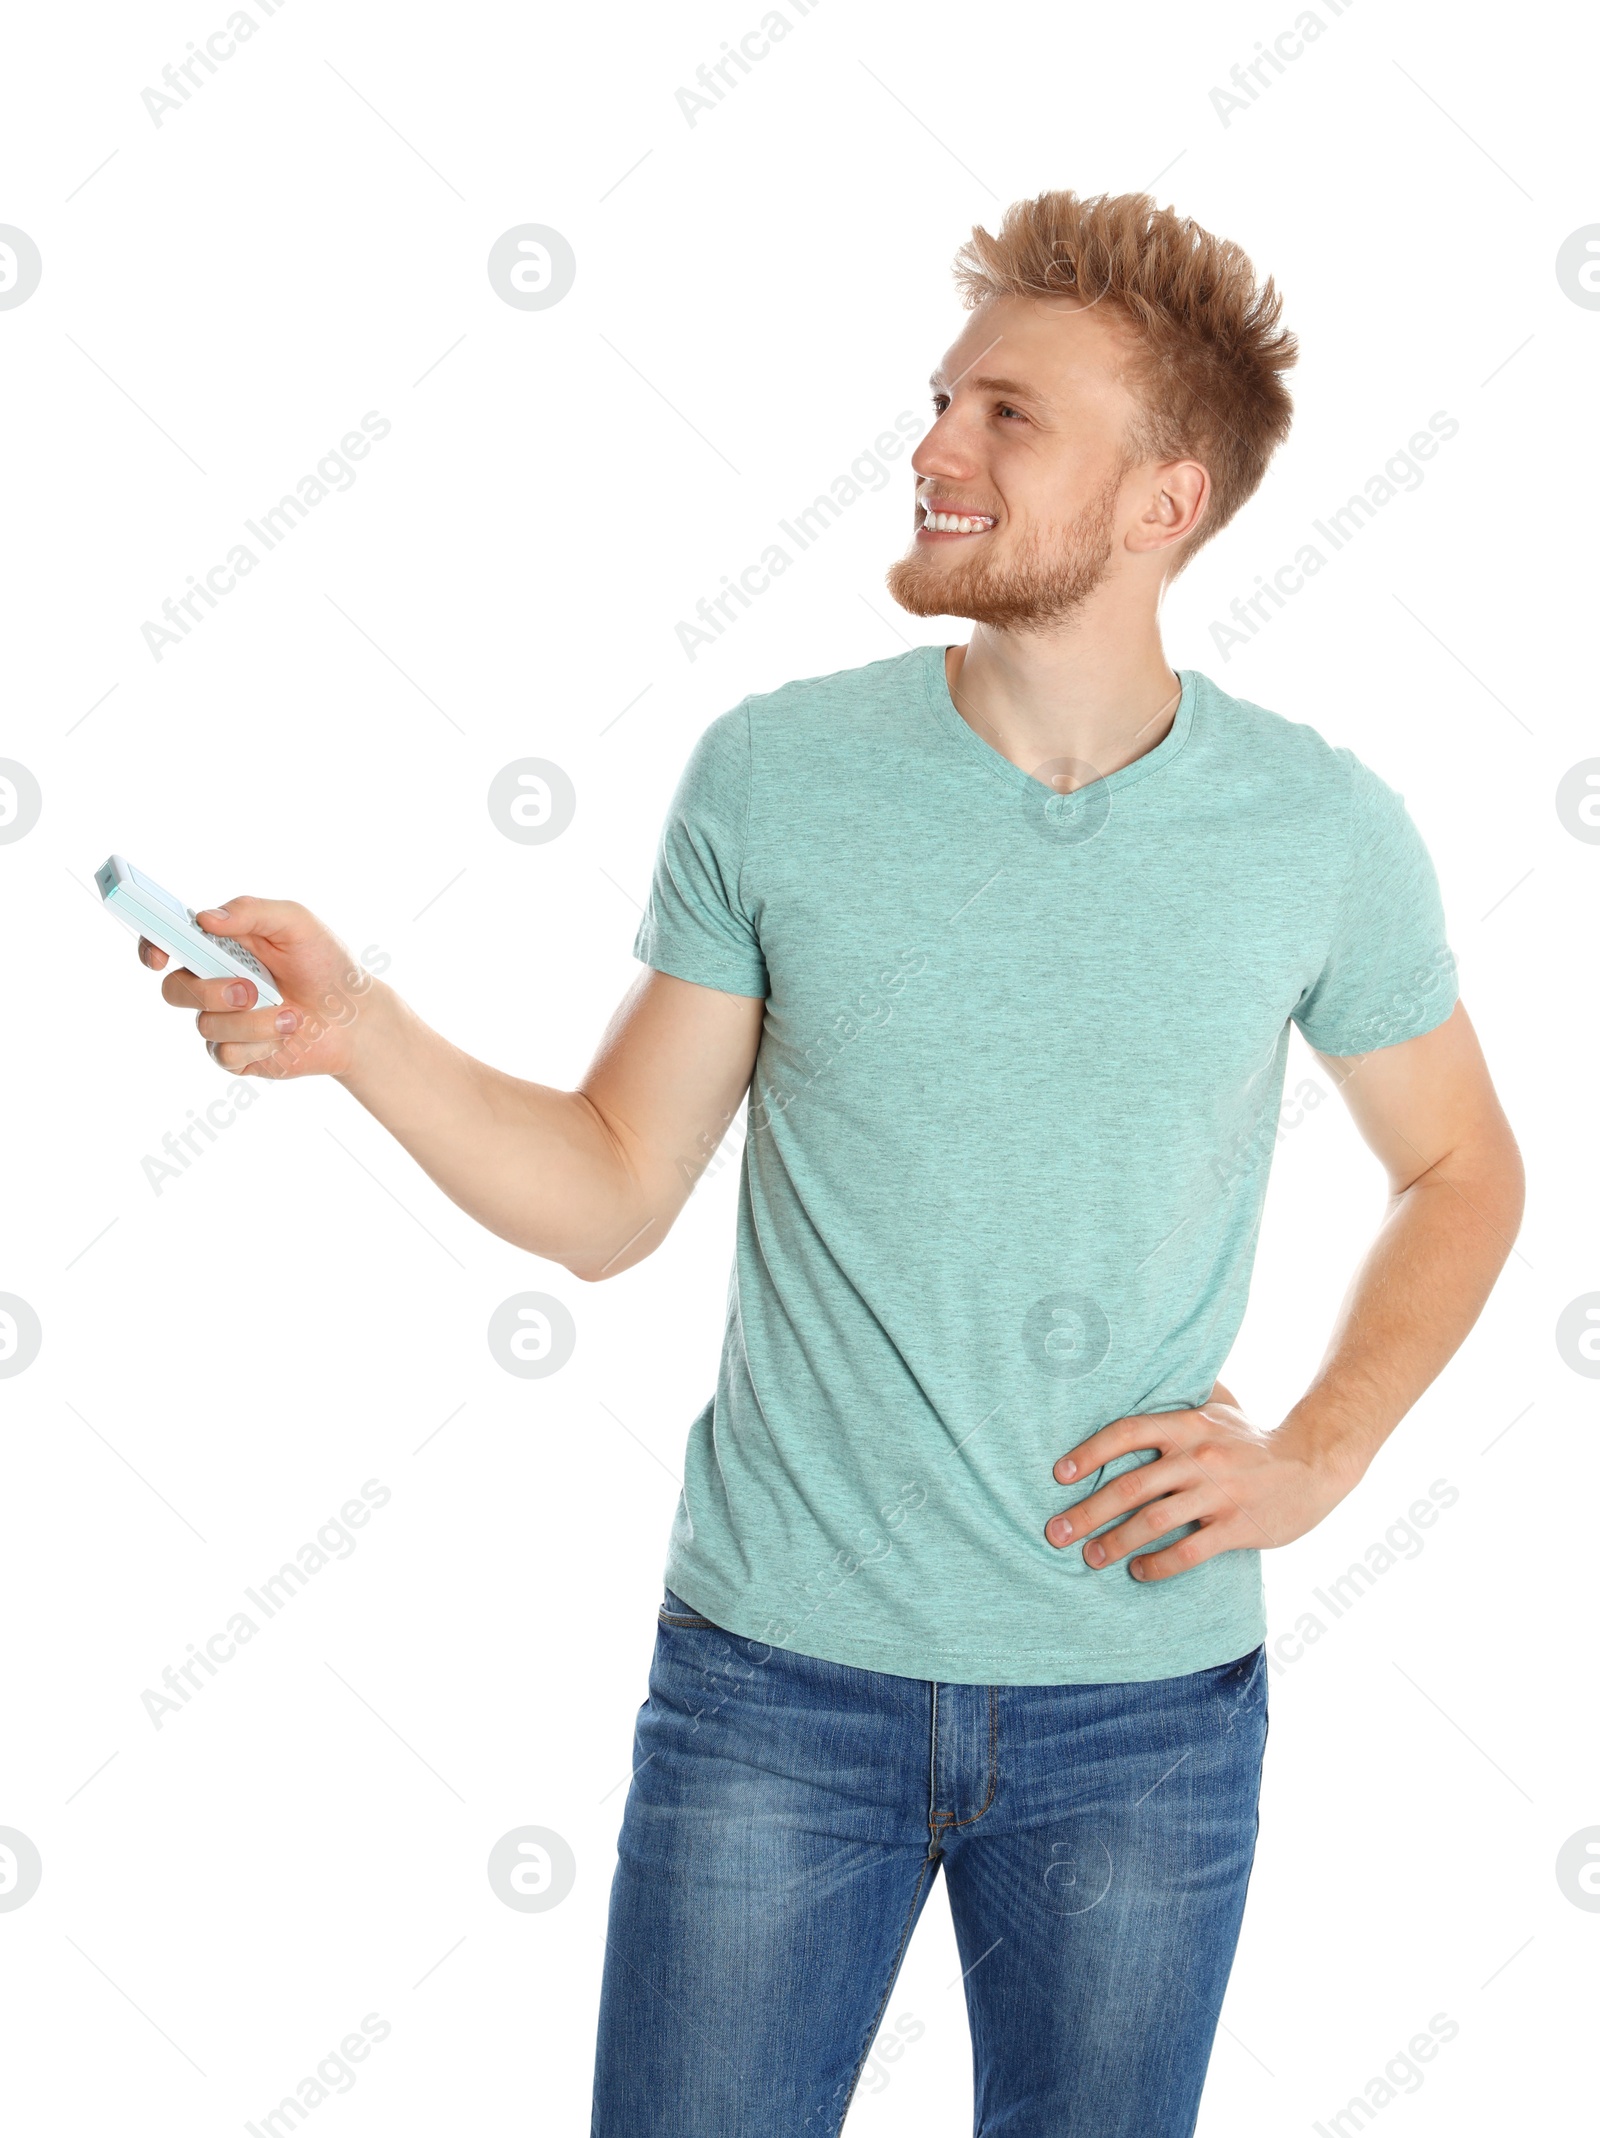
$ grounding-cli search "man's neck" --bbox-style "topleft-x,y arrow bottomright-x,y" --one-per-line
944,610 -> 1182,785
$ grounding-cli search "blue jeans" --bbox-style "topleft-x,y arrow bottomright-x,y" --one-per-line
592,1591 -> 1268,2137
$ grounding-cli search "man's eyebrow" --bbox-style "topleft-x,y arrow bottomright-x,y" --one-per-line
927,372 -> 1053,405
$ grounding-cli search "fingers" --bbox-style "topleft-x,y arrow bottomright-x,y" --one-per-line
1123,1532 -> 1217,1584
1053,1409 -> 1183,1486
1052,1397 -> 1236,1486
1052,1419 -> 1133,1485
206,1038 -> 282,1072
161,969 -> 262,1012
195,895 -> 311,946
195,1004 -> 297,1045
135,905 -> 306,1076
198,996 -> 303,1077
1046,1452 -> 1194,1549
1077,1490 -> 1210,1568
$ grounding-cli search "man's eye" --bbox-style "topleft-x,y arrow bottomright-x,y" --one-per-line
996,404 -> 1024,420
931,394 -> 950,414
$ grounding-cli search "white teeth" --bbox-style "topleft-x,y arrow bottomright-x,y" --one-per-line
924,510 -> 993,533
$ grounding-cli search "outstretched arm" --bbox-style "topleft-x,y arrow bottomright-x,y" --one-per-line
139,896 -> 764,1283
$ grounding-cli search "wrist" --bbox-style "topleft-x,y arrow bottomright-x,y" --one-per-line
334,974 -> 406,1087
1276,1400 -> 1376,1495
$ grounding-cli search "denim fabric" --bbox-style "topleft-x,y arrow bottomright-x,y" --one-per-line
592,1592 -> 1268,2136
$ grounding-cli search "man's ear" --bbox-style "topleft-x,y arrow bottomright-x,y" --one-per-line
1129,457 -> 1210,555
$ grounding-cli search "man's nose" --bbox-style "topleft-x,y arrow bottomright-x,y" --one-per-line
912,417 -> 978,483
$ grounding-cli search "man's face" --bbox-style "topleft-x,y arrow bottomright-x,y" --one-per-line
886,293 -> 1153,629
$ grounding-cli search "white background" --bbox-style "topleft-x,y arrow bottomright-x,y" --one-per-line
1,0 -> 1594,2130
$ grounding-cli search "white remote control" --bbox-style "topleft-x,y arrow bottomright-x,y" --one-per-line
97,855 -> 283,1008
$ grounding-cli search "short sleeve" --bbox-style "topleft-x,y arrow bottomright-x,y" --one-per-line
1292,754 -> 1458,1056
632,704 -> 768,998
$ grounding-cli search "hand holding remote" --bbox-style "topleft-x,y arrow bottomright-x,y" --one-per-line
138,897 -> 384,1081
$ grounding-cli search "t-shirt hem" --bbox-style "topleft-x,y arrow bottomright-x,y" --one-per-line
663,1564 -> 1266,1687
631,934 -> 768,1000
1296,980 -> 1459,1060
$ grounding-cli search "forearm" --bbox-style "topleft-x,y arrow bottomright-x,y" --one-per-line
1280,1132 -> 1525,1484
334,981 -> 652,1276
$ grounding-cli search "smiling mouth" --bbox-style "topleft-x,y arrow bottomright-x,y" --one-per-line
917,502 -> 997,540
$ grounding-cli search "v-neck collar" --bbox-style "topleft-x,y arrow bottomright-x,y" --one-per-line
918,642 -> 1197,801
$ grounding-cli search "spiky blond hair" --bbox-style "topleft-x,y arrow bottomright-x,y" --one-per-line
953,190 -> 1297,559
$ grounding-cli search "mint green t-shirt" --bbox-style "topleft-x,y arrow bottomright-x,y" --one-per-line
633,645 -> 1457,1684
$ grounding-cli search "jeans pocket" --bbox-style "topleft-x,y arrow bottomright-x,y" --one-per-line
1205,1643 -> 1268,1737
657,1586 -> 718,1629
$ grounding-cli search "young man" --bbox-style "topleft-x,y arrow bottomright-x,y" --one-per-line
139,192 -> 1522,2136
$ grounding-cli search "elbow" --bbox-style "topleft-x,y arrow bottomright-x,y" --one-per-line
1397,1118 -> 1525,1256
562,1098 -> 676,1282
563,1211 -> 670,1284
1499,1131 -> 1527,1244
562,1249 -> 621,1285
1482,1104 -> 1526,1221
1466,1121 -> 1526,1254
